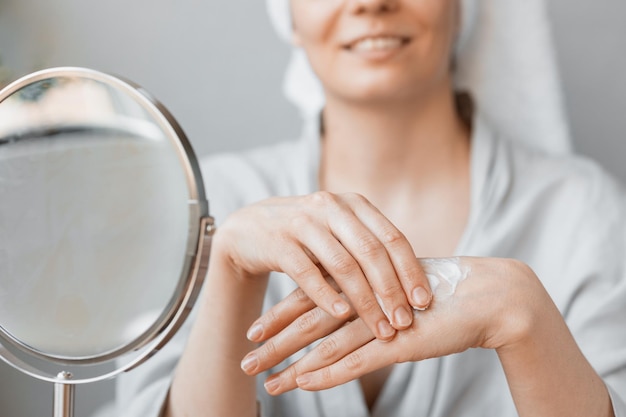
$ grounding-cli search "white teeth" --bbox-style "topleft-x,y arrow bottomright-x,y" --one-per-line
351,37 -> 404,52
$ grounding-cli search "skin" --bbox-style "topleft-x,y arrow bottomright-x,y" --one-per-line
163,0 -> 615,416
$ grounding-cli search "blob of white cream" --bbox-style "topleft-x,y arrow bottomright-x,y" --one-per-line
419,257 -> 470,303
375,257 -> 470,320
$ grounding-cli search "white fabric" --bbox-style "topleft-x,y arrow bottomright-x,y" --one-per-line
113,115 -> 626,417
265,0 -> 572,154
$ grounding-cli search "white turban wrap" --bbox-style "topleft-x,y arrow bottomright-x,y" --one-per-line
266,0 -> 571,154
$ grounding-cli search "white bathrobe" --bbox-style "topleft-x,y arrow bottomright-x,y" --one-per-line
114,113 -> 626,417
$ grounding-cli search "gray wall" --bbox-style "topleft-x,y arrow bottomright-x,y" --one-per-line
0,1 -> 625,416
550,0 -> 626,181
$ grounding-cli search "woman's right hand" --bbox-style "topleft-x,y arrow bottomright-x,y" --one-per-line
216,191 -> 433,341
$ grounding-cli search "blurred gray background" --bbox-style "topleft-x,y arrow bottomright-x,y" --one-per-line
0,0 -> 624,416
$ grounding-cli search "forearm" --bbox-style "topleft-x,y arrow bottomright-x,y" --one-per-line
497,297 -> 614,417
164,249 -> 268,417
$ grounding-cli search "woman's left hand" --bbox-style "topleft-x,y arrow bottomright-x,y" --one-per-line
241,257 -> 554,394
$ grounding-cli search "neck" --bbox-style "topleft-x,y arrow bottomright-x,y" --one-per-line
319,84 -> 470,205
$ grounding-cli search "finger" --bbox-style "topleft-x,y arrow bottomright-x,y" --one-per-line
348,194 -> 433,310
241,306 -> 348,376
246,287 -> 316,342
264,318 -> 374,395
325,194 -> 416,329
248,278 -> 343,343
295,338 -> 396,392
280,244 -> 352,320
297,219 -> 397,340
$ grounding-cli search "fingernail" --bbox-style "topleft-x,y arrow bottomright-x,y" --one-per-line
247,323 -> 263,341
394,306 -> 412,328
264,375 -> 281,393
241,353 -> 258,373
377,320 -> 395,339
333,301 -> 350,316
296,373 -> 311,387
412,287 -> 432,310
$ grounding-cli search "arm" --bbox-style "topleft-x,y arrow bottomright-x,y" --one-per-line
164,238 -> 268,417
245,257 -> 616,417
496,292 -> 614,417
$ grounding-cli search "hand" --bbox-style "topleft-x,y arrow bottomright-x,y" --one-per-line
242,257 -> 552,394
218,191 -> 433,341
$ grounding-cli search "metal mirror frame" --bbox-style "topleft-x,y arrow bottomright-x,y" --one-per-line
0,67 -> 214,393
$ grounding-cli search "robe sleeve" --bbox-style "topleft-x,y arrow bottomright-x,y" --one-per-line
560,173 -> 626,416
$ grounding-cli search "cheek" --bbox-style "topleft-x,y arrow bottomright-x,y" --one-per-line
291,2 -> 343,84
435,1 -> 460,56
412,5 -> 458,79
406,0 -> 457,50
290,0 -> 340,47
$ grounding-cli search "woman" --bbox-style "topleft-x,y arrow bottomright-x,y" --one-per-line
117,0 -> 626,416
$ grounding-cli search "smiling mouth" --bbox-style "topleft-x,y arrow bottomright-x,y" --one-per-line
346,36 -> 411,53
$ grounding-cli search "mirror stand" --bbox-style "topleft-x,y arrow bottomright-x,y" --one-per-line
53,372 -> 75,417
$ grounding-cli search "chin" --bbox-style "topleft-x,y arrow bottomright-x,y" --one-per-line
335,80 -> 425,106
330,67 -> 451,107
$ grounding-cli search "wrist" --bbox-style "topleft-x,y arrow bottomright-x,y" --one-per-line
211,229 -> 271,283
202,235 -> 270,316
484,259 -> 551,351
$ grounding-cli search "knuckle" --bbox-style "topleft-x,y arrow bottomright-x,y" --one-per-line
356,295 -> 379,314
295,309 -> 321,334
380,227 -> 406,247
320,366 -> 334,384
377,283 -> 400,300
343,192 -> 367,204
344,351 -> 365,371
260,339 -> 279,361
290,259 -> 318,279
329,253 -> 358,276
293,287 -> 310,303
311,283 -> 334,302
400,262 -> 425,282
318,337 -> 340,361
309,191 -> 337,207
357,235 -> 384,257
263,308 -> 281,326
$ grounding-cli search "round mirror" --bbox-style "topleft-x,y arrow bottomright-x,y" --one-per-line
0,67 -> 212,386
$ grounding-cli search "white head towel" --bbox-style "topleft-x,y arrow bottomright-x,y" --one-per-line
266,0 -> 571,154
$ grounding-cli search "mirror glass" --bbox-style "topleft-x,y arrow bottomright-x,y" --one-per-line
0,70 -> 202,362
